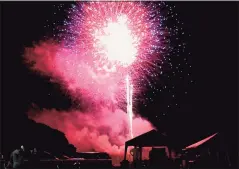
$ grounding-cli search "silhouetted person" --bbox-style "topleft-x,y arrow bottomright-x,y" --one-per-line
0,153 -> 4,169
149,148 -> 161,169
149,148 -> 169,169
149,149 -> 154,165
29,148 -> 38,168
7,145 -> 25,169
0,153 -> 3,159
130,147 -> 140,168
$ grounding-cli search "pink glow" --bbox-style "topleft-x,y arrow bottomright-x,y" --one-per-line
23,2 -> 167,165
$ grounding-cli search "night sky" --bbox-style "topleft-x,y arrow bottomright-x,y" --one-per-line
1,1 -> 238,162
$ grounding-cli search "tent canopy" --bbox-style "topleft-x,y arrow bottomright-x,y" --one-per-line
125,130 -> 171,147
123,130 -> 221,160
125,130 -> 221,150
124,129 -> 170,161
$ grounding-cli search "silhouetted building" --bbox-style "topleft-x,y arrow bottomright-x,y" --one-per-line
182,133 -> 232,169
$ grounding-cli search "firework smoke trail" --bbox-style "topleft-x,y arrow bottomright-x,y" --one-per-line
24,1 -> 170,165
126,75 -> 133,139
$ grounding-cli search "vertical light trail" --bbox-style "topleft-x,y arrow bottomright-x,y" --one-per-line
126,75 -> 133,139
129,82 -> 134,139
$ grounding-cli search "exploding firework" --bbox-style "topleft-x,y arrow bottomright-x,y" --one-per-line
60,2 -> 169,137
58,1 -> 169,106
24,1 -> 173,165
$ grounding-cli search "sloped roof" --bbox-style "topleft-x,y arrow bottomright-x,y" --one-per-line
125,129 -> 171,147
125,129 -> 221,150
184,133 -> 218,150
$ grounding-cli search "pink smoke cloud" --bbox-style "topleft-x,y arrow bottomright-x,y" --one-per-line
24,40 -> 127,106
24,38 -> 155,165
28,107 -> 153,165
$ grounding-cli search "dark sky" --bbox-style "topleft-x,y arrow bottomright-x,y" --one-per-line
1,1 -> 238,159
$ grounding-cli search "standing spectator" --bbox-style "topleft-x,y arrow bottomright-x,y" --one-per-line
29,148 -> 38,168
6,145 -> 25,169
130,147 -> 140,168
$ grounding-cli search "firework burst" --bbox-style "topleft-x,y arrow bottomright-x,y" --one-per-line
55,1 -> 169,108
23,1 -> 183,164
